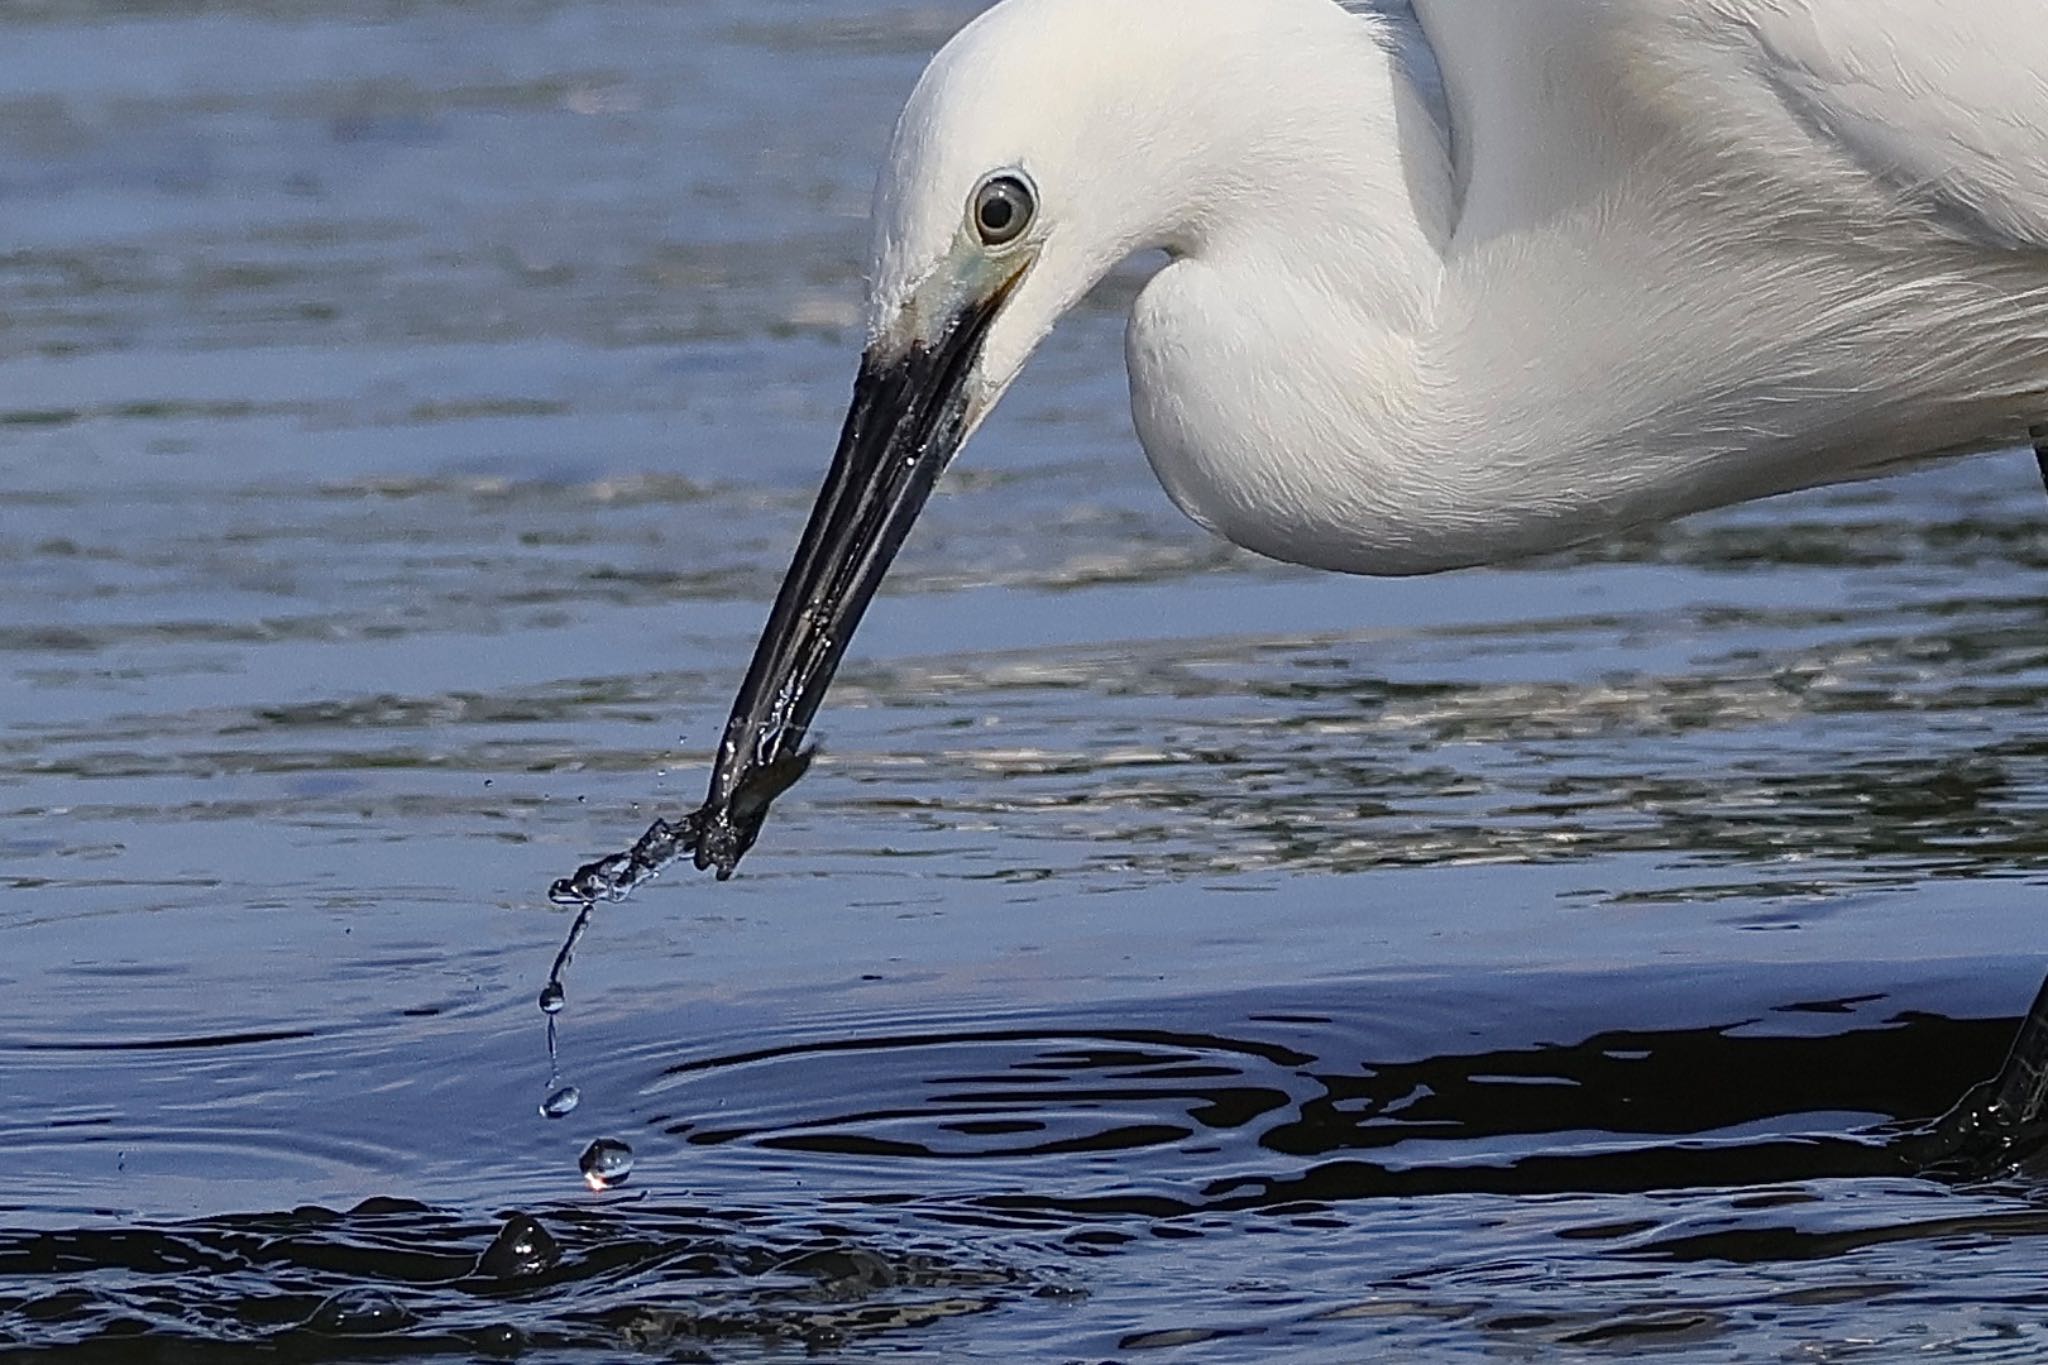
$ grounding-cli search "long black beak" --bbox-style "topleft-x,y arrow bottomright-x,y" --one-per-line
687,277 -> 1016,877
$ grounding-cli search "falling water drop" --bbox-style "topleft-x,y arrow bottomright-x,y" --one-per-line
578,1138 -> 634,1190
535,815 -> 715,1143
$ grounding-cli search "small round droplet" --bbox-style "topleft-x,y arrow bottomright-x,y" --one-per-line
578,1138 -> 634,1190
539,1085 -> 580,1119
537,982 -> 565,1015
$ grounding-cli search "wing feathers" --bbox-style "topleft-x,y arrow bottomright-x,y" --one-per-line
1746,0 -> 2048,250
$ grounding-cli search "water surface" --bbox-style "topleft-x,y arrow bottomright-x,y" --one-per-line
6,2 -> 2048,1358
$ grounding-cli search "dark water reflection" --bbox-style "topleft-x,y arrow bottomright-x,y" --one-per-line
10,969 -> 2048,1358
7,0 -> 2048,1359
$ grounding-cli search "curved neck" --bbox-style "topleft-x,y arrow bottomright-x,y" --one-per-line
1122,3 -> 1483,575
1150,3 -> 1455,331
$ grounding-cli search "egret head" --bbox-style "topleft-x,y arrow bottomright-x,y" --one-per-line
860,0 -> 1196,414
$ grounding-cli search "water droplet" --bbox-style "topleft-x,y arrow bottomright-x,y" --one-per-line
539,1085 -> 580,1119
547,815 -> 701,910
479,1213 -> 559,1279
537,982 -> 565,1015
578,1138 -> 634,1190
555,854 -> 634,904
305,1286 -> 408,1336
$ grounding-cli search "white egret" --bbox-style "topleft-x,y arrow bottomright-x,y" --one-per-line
680,0 -> 2048,876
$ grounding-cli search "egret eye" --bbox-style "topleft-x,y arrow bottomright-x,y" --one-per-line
971,174 -> 1035,248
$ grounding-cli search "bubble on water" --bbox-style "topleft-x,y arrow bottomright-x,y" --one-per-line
305,1286 -> 408,1336
537,981 -> 565,1014
579,1137 -> 634,1190
539,1085 -> 580,1118
479,1212 -> 560,1280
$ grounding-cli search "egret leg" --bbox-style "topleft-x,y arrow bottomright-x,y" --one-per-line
1897,441 -> 2048,1175
1898,971 -> 2048,1180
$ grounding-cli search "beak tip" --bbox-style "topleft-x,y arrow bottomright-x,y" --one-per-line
690,817 -> 746,878
688,746 -> 817,880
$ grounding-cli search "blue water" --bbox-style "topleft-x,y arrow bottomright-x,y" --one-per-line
5,2 -> 2048,1359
